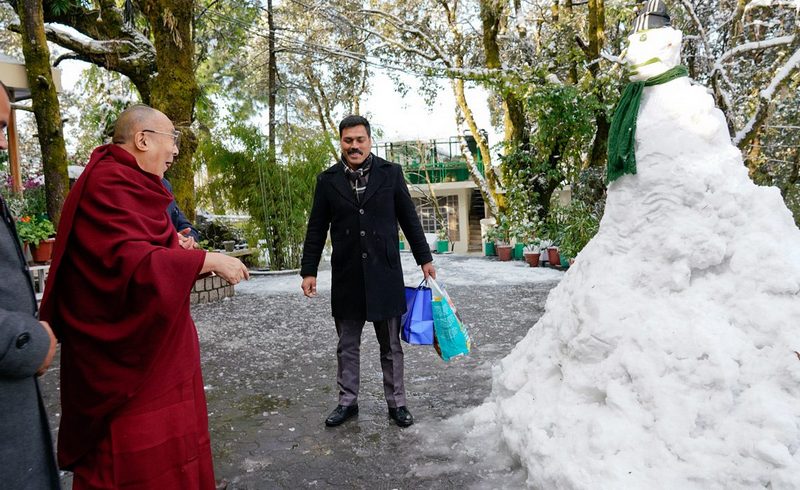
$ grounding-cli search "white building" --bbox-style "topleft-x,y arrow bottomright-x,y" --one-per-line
374,136 -> 489,254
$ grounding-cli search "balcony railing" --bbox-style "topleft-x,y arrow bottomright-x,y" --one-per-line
373,135 -> 486,185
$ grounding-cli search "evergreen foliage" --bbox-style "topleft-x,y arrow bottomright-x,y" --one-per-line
197,122 -> 330,270
502,83 -> 598,229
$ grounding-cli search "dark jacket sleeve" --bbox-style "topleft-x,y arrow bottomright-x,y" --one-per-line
300,173 -> 332,277
170,204 -> 200,241
163,179 -> 200,241
394,165 -> 432,266
0,310 -> 50,378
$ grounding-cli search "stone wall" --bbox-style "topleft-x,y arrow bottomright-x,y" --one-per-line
191,274 -> 234,304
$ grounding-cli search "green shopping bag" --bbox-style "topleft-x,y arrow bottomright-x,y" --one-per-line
429,278 -> 471,361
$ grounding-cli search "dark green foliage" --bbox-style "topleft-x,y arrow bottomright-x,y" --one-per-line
558,201 -> 601,259
195,218 -> 238,250
65,66 -> 139,165
197,122 -> 330,270
502,83 -> 599,228
571,165 -> 607,218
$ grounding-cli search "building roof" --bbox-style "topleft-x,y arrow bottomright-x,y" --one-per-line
0,54 -> 63,101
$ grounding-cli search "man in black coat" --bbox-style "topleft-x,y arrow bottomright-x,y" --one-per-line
301,115 -> 435,428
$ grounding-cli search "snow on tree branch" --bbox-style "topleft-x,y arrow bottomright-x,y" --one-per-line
678,0 -> 713,71
758,46 -> 800,101
744,0 -> 800,12
362,27 -> 443,63
716,35 -> 796,66
733,45 -> 800,147
360,8 -> 452,64
42,24 -> 139,57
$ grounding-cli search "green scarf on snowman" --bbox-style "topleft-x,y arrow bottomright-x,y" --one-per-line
606,65 -> 688,182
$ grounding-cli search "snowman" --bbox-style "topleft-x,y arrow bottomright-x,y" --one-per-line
457,1 -> 800,488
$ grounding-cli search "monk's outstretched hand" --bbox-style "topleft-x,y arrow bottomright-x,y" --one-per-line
202,252 -> 250,285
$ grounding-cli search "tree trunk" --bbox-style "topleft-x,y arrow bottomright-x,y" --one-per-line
140,0 -> 199,221
266,0 -> 285,269
15,0 -> 69,226
480,0 -> 528,149
267,0 -> 277,166
452,78 -> 502,212
586,0 -> 609,170
587,114 -> 609,169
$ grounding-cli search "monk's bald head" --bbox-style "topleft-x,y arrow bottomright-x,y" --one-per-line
112,104 -> 164,144
111,104 -> 179,178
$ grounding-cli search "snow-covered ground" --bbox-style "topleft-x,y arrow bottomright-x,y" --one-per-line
235,29 -> 800,487
236,252 -> 564,296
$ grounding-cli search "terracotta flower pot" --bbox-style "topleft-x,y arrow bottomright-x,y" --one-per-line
496,244 -> 513,261
523,251 -> 540,267
31,238 -> 55,263
547,246 -> 560,267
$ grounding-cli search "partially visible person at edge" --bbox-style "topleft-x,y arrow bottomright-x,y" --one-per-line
162,177 -> 201,249
0,82 -> 60,489
300,115 -> 435,429
39,104 -> 248,489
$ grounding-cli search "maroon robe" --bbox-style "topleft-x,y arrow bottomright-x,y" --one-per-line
40,145 -> 210,482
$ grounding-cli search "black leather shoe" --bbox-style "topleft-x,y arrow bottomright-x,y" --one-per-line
388,406 -> 414,427
325,404 -> 358,427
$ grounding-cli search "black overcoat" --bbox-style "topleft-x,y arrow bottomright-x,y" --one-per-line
300,156 -> 432,321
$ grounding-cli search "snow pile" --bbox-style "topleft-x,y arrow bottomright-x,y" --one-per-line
459,36 -> 800,488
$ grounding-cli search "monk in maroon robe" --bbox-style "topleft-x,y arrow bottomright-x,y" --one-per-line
40,105 -> 248,489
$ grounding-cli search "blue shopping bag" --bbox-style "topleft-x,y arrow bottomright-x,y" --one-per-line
400,282 -> 434,345
429,278 -> 471,361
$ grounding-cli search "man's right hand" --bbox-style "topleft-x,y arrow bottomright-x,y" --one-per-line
36,321 -> 57,377
301,276 -> 317,297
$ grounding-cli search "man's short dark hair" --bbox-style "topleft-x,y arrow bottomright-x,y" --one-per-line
339,115 -> 371,138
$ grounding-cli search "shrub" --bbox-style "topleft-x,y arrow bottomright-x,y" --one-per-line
16,215 -> 55,245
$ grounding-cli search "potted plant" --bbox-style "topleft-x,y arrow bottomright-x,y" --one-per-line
16,215 -> 56,263
514,217 -> 541,263
483,226 -> 497,256
540,203 -> 568,267
435,224 -> 450,253
523,239 -> 541,267
510,221 -> 527,260
493,214 -> 513,261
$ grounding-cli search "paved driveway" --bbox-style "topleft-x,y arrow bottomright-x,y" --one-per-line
42,254 -> 561,489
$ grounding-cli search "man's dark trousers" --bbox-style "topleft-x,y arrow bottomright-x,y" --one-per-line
335,316 -> 405,408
